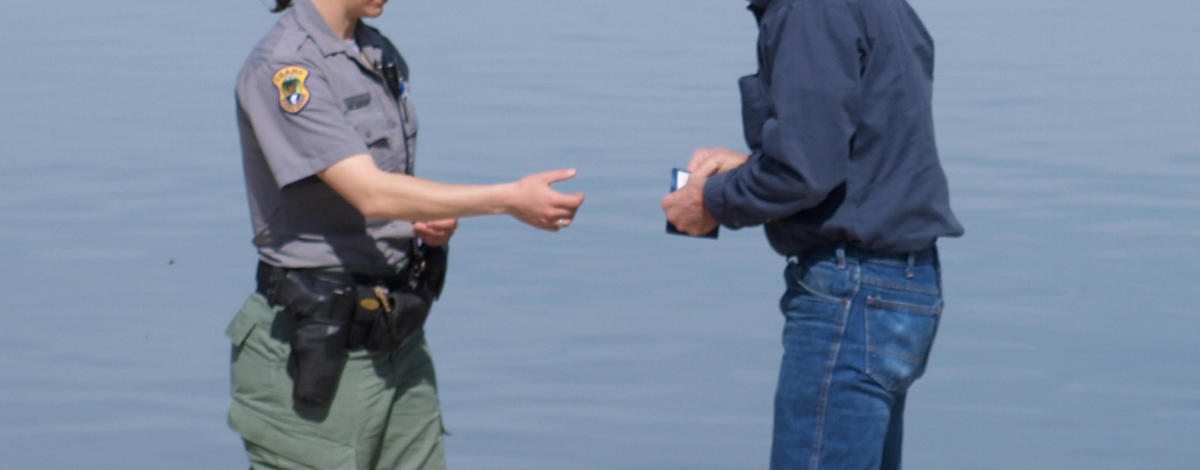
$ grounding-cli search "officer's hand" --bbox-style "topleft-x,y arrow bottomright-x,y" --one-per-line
661,171 -> 719,236
687,147 -> 750,177
507,169 -> 585,231
414,218 -> 458,247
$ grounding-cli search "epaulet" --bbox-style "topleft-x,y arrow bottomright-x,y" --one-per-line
271,29 -> 312,62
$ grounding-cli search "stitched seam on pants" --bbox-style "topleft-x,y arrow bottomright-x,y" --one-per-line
810,299 -> 848,470
861,276 -> 940,296
810,266 -> 857,470
791,274 -> 844,304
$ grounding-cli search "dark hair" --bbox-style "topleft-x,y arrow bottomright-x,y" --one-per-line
272,0 -> 292,13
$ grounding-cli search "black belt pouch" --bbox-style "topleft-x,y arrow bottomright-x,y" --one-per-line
275,271 -> 356,408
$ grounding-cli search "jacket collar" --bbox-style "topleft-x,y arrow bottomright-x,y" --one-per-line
748,0 -> 772,21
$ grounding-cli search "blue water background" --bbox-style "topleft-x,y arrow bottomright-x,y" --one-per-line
1,0 -> 1198,468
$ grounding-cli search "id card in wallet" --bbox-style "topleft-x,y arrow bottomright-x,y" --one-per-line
666,168 -> 718,239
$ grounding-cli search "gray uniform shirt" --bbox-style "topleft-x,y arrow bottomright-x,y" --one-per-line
236,0 -> 419,275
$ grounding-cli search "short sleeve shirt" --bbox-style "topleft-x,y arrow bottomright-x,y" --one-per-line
236,0 -> 420,275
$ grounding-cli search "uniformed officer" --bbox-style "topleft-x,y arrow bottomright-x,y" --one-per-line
228,0 -> 584,468
662,0 -> 963,468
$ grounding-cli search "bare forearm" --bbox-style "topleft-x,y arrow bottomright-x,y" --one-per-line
353,171 -> 516,221
318,154 -> 583,231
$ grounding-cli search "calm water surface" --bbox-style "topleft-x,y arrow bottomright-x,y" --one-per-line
1,1 -> 1197,468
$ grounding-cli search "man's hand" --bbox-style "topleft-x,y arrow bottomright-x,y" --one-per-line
687,147 -> 750,177
413,218 -> 458,247
506,169 -> 585,231
661,170 -> 719,236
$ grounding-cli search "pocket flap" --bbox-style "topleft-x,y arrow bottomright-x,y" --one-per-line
738,73 -> 770,149
226,300 -> 261,348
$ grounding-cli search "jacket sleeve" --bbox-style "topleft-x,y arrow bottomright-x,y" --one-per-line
704,2 -> 864,227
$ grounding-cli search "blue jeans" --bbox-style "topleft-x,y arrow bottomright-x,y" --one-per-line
771,246 -> 943,470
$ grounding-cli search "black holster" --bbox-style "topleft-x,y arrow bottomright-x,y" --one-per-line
256,244 -> 449,409
268,270 -> 355,407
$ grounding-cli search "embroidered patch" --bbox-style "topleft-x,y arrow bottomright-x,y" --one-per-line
272,66 -> 310,113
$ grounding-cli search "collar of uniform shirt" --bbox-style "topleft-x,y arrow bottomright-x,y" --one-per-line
291,0 -> 361,58
353,27 -> 387,69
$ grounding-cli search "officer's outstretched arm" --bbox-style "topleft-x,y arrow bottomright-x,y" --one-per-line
318,154 -> 584,231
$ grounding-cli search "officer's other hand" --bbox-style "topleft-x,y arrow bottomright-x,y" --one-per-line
507,169 -> 585,231
661,171 -> 719,236
414,218 -> 458,247
687,147 -> 750,177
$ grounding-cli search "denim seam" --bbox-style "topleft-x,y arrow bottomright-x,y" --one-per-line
865,296 -> 943,316
790,272 -> 845,305
861,277 -> 941,296
809,265 -> 859,470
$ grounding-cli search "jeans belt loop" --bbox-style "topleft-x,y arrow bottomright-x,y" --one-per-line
835,245 -> 847,270
905,253 -> 917,278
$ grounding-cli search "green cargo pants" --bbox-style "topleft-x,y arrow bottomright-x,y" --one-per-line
226,293 -> 447,470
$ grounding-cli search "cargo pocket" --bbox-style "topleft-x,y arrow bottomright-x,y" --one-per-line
864,295 -> 942,392
227,296 -> 270,360
228,296 -> 289,408
227,307 -> 257,362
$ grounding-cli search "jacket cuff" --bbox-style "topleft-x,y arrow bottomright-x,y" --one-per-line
703,171 -> 737,228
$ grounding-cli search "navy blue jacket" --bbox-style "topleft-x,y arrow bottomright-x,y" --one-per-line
704,0 -> 963,254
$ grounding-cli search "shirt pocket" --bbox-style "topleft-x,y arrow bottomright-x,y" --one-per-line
738,73 -> 769,150
345,103 -> 389,146
343,92 -> 400,171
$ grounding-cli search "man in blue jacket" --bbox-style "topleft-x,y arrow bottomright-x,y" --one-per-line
662,0 -> 963,468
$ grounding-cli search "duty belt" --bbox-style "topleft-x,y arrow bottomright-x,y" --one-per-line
249,245 -> 448,409
255,261 -> 418,300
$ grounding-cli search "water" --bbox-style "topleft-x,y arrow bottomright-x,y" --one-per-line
1,0 -> 1197,468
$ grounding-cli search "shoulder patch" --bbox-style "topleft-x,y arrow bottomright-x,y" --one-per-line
273,66 -> 311,113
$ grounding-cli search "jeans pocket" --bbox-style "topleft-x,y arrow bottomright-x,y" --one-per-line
864,295 -> 942,391
784,259 -> 848,304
